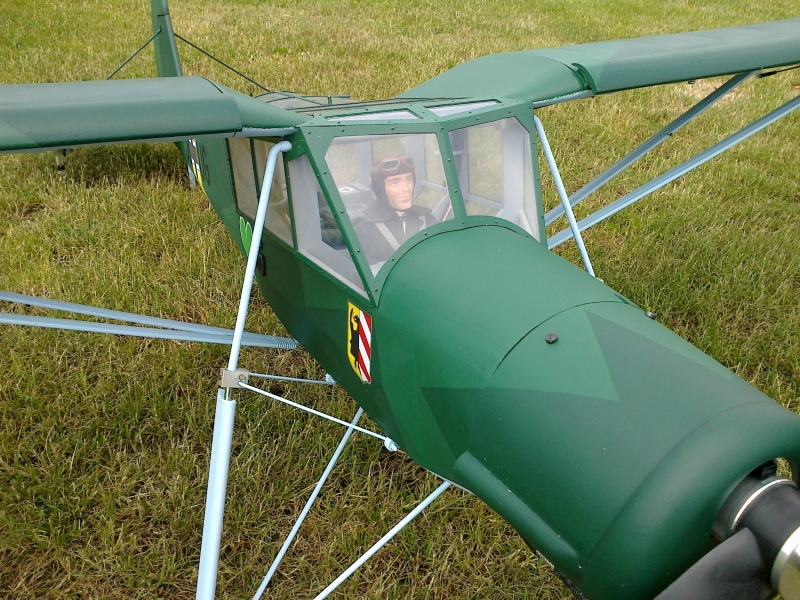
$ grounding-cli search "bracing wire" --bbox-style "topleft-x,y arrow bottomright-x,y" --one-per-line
106,29 -> 162,80
173,32 -> 271,93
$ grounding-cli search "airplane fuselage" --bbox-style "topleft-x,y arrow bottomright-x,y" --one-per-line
189,101 -> 800,599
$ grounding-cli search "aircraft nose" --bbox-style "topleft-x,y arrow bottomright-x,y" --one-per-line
375,223 -> 800,600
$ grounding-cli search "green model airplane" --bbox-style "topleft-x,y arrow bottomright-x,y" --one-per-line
1,2 -> 800,599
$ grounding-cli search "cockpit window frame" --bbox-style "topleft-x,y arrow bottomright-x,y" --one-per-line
324,130 -> 459,273
296,98 -> 546,304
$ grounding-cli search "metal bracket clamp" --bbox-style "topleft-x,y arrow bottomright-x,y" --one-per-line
220,368 -> 250,389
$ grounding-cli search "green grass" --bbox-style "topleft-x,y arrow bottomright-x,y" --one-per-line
1,0 -> 799,598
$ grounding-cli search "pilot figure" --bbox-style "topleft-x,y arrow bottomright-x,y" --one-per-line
355,154 -> 434,267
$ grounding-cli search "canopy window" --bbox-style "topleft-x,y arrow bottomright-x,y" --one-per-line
325,133 -> 452,274
228,138 -> 293,246
449,118 -> 539,239
287,154 -> 366,295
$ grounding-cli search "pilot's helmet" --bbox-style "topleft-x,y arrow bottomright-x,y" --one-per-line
370,154 -> 416,204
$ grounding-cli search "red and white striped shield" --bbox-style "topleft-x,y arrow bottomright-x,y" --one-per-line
347,302 -> 372,383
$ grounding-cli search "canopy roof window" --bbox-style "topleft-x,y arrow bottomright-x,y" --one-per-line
330,110 -> 419,122
427,101 -> 498,117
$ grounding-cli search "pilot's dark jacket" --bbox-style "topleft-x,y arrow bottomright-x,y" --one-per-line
355,202 -> 433,267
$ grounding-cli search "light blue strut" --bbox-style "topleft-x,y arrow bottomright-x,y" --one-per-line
196,141 -> 292,600
0,290 -> 296,350
543,71 -> 754,226
193,143 -> 450,600
547,90 -> 800,249
240,381 -> 387,441
252,407 -> 365,600
313,480 -> 453,600
535,115 -> 596,277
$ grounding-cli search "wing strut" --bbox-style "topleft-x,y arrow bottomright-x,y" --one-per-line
534,116 -> 596,276
544,70 -> 755,226
0,290 -> 295,349
548,92 -> 800,249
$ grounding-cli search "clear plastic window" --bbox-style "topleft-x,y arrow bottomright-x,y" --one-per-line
325,133 -> 451,274
229,138 -> 258,218
287,154 -> 366,295
332,111 -> 418,122
428,101 -> 497,117
228,138 -> 293,246
448,118 -> 539,239
254,141 -> 293,246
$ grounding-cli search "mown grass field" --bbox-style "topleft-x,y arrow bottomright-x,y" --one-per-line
1,0 -> 798,598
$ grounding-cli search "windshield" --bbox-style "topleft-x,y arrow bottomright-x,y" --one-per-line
449,117 -> 539,239
325,133 -> 452,274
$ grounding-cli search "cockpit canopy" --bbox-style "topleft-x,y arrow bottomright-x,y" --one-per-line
229,99 -> 543,300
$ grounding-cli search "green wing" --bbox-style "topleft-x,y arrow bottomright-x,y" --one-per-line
0,76 -> 309,153
399,18 -> 800,102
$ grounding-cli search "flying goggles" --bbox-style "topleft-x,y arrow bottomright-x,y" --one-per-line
372,155 -> 415,175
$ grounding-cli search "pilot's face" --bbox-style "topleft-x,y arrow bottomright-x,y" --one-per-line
384,172 -> 414,211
